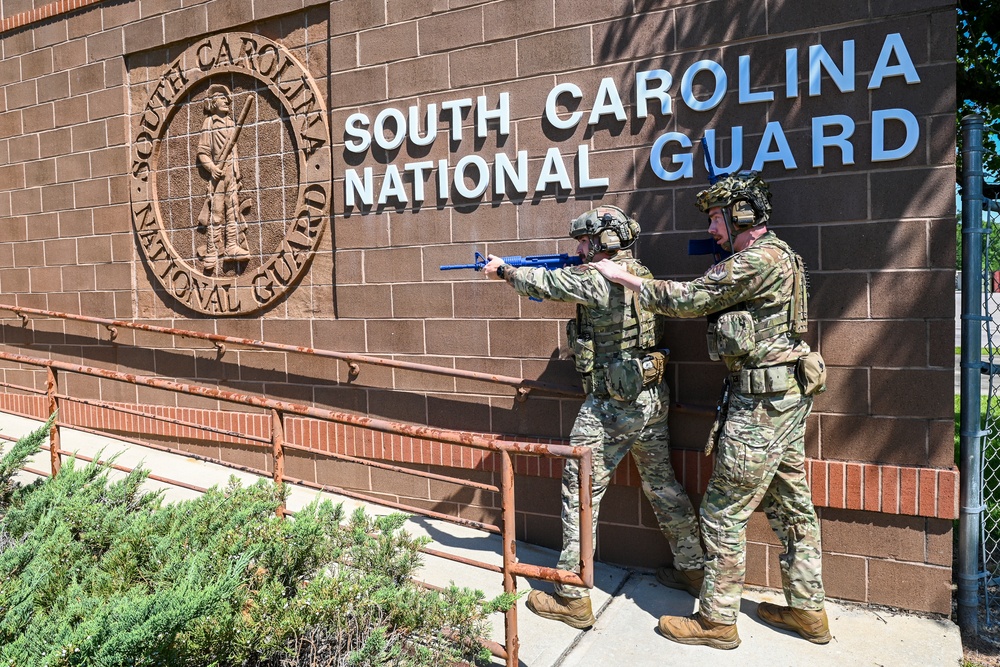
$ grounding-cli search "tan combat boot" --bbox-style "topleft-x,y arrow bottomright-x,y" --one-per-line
525,590 -> 595,629
756,602 -> 832,644
657,613 -> 740,650
655,566 -> 704,598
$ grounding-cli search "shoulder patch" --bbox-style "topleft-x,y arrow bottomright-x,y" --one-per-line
568,263 -> 593,275
707,261 -> 729,282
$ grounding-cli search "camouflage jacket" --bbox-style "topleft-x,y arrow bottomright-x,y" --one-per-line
639,232 -> 810,372
505,250 -> 661,366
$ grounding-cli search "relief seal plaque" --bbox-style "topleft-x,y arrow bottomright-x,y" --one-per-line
129,33 -> 332,316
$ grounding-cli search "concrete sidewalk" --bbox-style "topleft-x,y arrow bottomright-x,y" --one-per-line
1,412 -> 963,666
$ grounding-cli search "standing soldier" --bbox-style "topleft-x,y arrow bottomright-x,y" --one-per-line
197,83 -> 251,273
595,173 -> 830,649
483,206 -> 704,629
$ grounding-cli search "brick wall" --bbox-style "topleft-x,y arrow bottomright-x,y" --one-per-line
0,0 -> 957,614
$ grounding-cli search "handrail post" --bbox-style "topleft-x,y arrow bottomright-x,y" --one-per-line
46,366 -> 60,475
500,450 -> 519,667
578,448 -> 594,588
271,408 -> 285,517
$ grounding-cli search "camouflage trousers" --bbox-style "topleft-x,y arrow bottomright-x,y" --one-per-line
555,381 -> 703,599
699,386 -> 825,624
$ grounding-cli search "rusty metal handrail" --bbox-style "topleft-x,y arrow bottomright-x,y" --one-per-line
0,303 -> 584,400
0,348 -> 594,666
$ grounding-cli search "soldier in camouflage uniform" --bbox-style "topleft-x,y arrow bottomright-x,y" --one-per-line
483,206 -> 704,630
595,173 -> 830,650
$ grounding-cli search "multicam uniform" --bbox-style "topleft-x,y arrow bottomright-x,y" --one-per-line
639,231 -> 825,624
504,249 -> 703,599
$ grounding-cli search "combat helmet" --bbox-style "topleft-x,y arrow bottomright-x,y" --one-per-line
695,171 -> 772,232
568,205 -> 640,261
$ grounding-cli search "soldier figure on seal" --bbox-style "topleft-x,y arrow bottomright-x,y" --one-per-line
483,206 -> 704,630
595,174 -> 831,649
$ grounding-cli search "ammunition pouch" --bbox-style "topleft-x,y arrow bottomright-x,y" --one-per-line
730,364 -> 797,395
708,310 -> 756,361
606,350 -> 669,403
567,318 -> 595,375
795,351 -> 827,395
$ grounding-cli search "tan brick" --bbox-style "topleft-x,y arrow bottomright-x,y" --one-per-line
34,72 -> 69,105
71,121 -> 107,152
6,80 -> 37,111
330,0 -> 387,36
123,17 -> 165,55
871,270 -> 953,319
53,95 -> 88,129
518,27 -> 592,78
821,508 -> 925,560
163,4 -> 208,46
449,41 -> 517,87
87,88 -> 124,120
207,0 -> 255,32
70,62 -> 105,97
822,320 -> 927,367
0,110 -> 24,139
37,128 -> 71,159
358,21 -> 419,66
392,282 -> 453,319
10,188 -> 41,216
364,247 -> 423,283
14,240 -> 45,267
868,560 -> 951,614
820,414 -> 929,466
74,179 -> 110,208
417,7 -> 482,55
44,238 -> 78,265
484,0 -> 554,41
494,320 -> 564,363
366,318 -> 425,354
368,388 -> 428,423
34,17 -> 68,49
87,29 -> 124,63
330,66 -> 388,107
677,0 -> 767,48
53,40 -> 87,71
822,552 -> 867,603
555,0 -> 634,26
387,53 -> 449,98
29,266 -> 62,291
871,368 -> 952,419
388,0 -> 448,23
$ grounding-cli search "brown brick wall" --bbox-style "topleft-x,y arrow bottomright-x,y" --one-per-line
0,0 -> 957,615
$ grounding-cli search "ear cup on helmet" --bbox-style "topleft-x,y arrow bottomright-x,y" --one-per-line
598,228 -> 621,253
730,200 -> 757,230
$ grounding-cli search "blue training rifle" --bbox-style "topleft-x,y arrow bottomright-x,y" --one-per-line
440,251 -> 582,272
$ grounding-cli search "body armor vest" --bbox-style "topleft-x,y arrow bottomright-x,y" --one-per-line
705,236 -> 809,362
576,257 -> 660,366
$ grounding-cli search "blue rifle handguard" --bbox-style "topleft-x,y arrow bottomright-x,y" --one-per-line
439,252 -> 582,271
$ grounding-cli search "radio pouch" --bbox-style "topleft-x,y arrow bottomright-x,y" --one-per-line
714,310 -> 756,357
796,351 -> 827,395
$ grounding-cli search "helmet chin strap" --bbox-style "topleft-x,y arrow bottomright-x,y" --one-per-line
720,208 -> 737,252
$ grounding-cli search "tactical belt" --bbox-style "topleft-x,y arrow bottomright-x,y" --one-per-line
730,363 -> 798,395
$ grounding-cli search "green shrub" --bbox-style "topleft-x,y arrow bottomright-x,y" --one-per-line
0,420 -> 512,666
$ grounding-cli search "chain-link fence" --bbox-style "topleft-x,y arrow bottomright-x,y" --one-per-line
978,190 -> 1000,627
